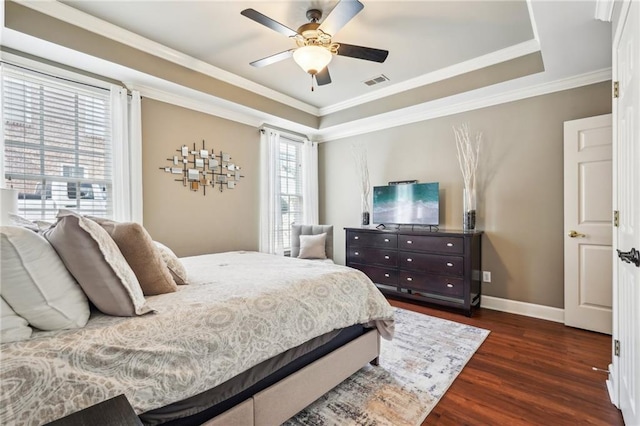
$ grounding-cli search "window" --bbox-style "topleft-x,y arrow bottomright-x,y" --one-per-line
259,128 -> 318,255
2,65 -> 113,220
278,137 -> 304,253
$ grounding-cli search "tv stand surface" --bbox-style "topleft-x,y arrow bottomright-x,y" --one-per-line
376,224 -> 439,232
345,227 -> 482,316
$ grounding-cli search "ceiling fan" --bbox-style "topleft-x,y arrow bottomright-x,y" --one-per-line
241,0 -> 389,89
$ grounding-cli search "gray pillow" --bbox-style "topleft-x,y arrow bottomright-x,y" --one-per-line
44,210 -> 151,317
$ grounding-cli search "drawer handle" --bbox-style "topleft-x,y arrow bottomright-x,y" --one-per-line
384,273 -> 390,278
354,236 -> 359,240
407,240 -> 413,244
384,255 -> 390,259
354,252 -> 359,256
446,262 -> 454,267
407,258 -> 413,262
446,283 -> 454,288
406,277 -> 413,282
384,238 -> 390,242
446,242 -> 454,247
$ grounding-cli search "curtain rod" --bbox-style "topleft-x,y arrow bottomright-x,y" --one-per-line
260,125 -> 309,142
1,61 -> 132,96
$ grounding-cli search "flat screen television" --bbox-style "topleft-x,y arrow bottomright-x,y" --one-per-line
372,182 -> 439,225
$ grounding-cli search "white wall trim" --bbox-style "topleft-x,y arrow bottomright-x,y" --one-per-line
482,295 -> 565,323
12,0 -> 320,116
594,0 -> 615,22
14,0 -> 542,118
129,66 -> 609,143
318,39 -> 541,116
316,68 -> 612,142
2,11 -> 610,144
131,83 -> 319,140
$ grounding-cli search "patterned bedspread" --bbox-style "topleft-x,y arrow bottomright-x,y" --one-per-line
0,251 -> 394,425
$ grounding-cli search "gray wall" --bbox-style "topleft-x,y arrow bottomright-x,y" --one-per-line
318,82 -> 612,308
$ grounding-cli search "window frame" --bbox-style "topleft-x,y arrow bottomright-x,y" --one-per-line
1,63 -> 114,221
277,136 -> 304,254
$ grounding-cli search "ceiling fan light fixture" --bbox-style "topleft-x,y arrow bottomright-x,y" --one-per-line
293,45 -> 332,75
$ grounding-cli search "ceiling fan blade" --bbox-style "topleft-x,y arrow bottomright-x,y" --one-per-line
316,67 -> 332,86
336,43 -> 389,63
318,0 -> 364,36
241,9 -> 298,38
250,50 -> 295,68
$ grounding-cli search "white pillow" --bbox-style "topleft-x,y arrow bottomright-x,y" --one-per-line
0,226 -> 90,330
1,297 -> 32,343
298,233 -> 327,259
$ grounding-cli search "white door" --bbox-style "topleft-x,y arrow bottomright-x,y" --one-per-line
563,114 -> 612,334
613,1 -> 640,424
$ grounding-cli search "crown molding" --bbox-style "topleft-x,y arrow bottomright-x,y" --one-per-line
130,65 -> 609,143
594,0 -> 614,22
318,39 -> 541,116
13,0 -> 320,116
129,82 -> 319,140
123,67 -> 611,143
2,20 -> 610,145
315,68 -> 611,142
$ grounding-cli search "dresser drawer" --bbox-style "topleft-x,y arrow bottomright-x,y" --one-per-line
398,235 -> 464,254
347,247 -> 398,267
399,252 -> 464,276
347,231 -> 397,248
349,264 -> 398,286
398,272 -> 464,298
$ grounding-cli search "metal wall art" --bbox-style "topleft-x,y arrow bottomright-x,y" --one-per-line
159,140 -> 244,195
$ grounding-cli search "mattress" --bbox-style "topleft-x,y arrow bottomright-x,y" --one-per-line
143,324 -> 367,425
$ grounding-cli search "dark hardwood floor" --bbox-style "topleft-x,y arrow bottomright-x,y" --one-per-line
387,299 -> 624,426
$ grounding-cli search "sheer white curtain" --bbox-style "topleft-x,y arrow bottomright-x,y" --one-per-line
301,139 -> 319,225
110,86 -> 143,223
259,128 -> 282,254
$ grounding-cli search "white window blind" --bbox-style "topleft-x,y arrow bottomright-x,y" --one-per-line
278,136 -> 304,252
2,65 -> 113,221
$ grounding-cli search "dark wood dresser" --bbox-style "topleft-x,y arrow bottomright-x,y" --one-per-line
345,227 -> 482,316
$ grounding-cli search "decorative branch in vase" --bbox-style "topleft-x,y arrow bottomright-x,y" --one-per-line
453,123 -> 482,231
352,144 -> 371,226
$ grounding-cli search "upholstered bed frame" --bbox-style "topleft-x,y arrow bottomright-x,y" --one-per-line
204,329 -> 380,426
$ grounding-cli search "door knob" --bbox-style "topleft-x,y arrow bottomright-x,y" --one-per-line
617,248 -> 640,267
568,230 -> 586,238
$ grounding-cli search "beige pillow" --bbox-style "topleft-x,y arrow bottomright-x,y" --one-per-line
90,219 -> 177,295
1,297 -> 32,343
154,241 -> 189,285
43,210 -> 151,317
1,226 -> 90,330
298,233 -> 327,259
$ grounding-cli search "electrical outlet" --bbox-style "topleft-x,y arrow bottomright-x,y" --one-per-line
482,271 -> 492,283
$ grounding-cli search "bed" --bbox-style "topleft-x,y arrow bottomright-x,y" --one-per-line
0,250 -> 394,425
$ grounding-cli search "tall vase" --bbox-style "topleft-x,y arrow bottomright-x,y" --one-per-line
463,187 -> 476,231
361,194 -> 370,226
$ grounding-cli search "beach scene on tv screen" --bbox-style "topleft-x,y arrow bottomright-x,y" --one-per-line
373,183 -> 439,225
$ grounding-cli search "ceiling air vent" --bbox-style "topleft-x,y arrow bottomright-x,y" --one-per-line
363,74 -> 390,87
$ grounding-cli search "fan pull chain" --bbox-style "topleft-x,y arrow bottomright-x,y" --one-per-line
311,74 -> 315,92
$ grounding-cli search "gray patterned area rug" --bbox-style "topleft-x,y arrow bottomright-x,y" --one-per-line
285,308 -> 490,426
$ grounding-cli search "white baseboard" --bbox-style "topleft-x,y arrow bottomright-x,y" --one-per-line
482,296 -> 564,323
